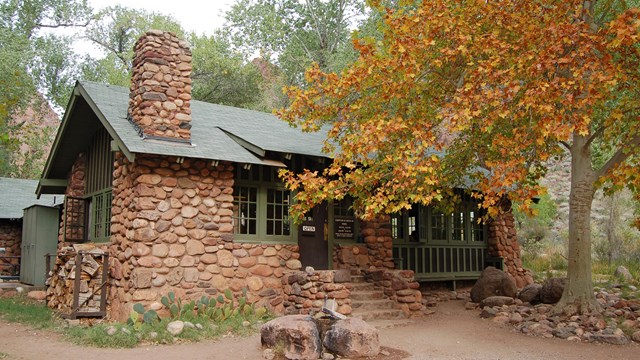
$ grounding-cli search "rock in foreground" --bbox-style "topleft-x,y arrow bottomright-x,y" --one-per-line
323,317 -> 380,357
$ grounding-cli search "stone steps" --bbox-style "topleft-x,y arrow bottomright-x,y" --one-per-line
351,308 -> 407,322
351,299 -> 397,311
349,275 -> 407,322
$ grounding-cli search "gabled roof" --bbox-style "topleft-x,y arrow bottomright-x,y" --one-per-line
38,81 -> 330,195
0,178 -> 62,219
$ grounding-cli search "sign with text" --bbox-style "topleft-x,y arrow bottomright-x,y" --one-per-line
334,216 -> 355,239
301,224 -> 316,235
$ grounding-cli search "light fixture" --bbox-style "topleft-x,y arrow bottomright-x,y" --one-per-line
211,160 -> 219,167
284,153 -> 292,160
176,156 -> 184,164
242,163 -> 252,170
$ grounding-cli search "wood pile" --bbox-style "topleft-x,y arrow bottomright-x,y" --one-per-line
46,244 -> 107,315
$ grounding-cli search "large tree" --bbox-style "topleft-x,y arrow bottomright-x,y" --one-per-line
81,5 -> 185,86
278,0 -> 640,315
225,0 -> 365,86
0,0 -> 92,177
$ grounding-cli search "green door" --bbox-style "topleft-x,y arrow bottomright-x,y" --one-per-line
20,206 -> 59,286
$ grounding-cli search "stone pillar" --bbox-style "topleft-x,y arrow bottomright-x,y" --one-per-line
360,215 -> 394,269
129,30 -> 192,141
487,200 -> 534,288
58,153 -> 86,248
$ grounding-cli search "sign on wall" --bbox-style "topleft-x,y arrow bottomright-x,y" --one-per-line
334,216 -> 354,239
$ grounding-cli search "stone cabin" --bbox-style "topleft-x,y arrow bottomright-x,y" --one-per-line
37,30 -> 531,321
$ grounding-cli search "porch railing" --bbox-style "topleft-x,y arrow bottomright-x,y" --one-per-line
392,243 -> 494,281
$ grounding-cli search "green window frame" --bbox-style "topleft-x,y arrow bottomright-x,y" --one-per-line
87,190 -> 112,242
232,164 -> 295,243
392,201 -> 486,244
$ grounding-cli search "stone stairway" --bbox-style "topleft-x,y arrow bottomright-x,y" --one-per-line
349,275 -> 408,327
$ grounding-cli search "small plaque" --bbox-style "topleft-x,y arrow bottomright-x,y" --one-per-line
334,216 -> 354,239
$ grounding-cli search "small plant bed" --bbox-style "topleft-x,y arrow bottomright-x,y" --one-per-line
471,283 -> 640,345
0,289 -> 272,349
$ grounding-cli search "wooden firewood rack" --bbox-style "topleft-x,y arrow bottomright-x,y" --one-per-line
46,251 -> 109,319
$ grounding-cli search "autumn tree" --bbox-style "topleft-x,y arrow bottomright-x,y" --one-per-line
278,0 -> 640,315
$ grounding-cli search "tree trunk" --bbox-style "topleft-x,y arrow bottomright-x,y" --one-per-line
554,134 -> 602,315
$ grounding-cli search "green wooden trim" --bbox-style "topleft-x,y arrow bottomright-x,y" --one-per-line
89,189 -> 112,243
221,129 -> 266,157
76,82 -> 134,162
393,242 -> 489,280
37,178 -> 68,195
233,164 -> 297,242
232,238 -> 297,245
38,87 -> 82,197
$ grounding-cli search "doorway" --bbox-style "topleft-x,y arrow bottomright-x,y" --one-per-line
298,203 -> 329,270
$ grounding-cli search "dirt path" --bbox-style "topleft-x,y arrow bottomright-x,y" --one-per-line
1,300 -> 639,360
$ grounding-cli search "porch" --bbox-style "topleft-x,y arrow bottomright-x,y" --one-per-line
392,243 -> 503,286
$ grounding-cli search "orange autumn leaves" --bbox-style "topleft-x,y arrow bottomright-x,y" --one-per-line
278,0 -> 640,222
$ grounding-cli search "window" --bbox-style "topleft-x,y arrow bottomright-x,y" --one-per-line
233,186 -> 257,235
89,190 -> 112,242
392,199 -> 486,244
232,164 -> 294,242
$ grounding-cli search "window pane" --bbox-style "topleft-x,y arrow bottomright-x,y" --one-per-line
233,186 -> 258,235
451,209 -> 464,241
431,212 -> 446,241
266,188 -> 290,236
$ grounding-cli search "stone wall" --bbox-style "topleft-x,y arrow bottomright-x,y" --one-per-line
487,202 -> 534,288
129,30 -> 192,141
283,269 -> 352,316
108,153 -> 302,320
59,153 -> 86,246
332,244 -> 372,272
364,268 -> 424,317
358,216 -> 395,269
0,220 -> 22,276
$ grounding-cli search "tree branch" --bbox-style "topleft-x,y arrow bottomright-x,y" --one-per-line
35,19 -> 92,29
595,134 -> 640,179
559,140 -> 571,151
584,125 -> 605,150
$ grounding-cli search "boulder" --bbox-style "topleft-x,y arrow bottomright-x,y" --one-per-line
27,290 -> 47,301
518,283 -> 542,304
470,267 -> 517,303
323,318 -> 380,358
539,278 -> 567,304
167,320 -> 185,336
614,266 -> 633,282
261,315 -> 322,360
481,296 -> 515,307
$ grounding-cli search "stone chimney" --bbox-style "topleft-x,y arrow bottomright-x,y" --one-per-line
129,30 -> 192,142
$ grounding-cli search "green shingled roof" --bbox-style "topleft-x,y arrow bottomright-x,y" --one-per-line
0,178 -> 62,219
81,81 -> 328,161
39,81 -> 332,195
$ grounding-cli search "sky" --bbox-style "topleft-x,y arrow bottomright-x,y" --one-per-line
89,0 -> 236,35
70,0 -> 236,55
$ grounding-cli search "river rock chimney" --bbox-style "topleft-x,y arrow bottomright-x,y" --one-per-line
129,30 -> 192,142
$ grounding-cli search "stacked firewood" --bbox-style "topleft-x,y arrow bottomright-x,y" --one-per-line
46,244 -> 107,315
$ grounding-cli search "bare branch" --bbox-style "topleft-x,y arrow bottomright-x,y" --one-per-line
35,19 -> 92,29
559,141 -> 571,151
